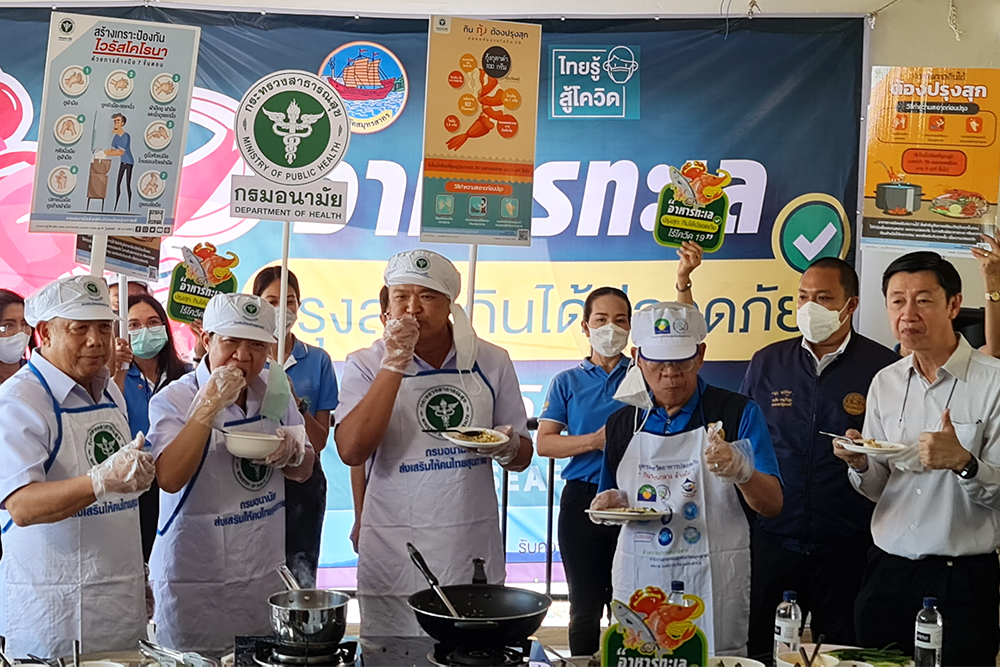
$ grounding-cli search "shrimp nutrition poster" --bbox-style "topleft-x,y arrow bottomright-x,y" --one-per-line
861,67 -> 1000,256
420,16 -> 541,246
29,12 -> 199,235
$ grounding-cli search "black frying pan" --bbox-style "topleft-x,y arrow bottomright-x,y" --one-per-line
405,543 -> 551,648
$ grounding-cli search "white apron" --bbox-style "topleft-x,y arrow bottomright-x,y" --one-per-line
0,362 -> 145,658
612,405 -> 751,655
357,365 -> 504,637
149,407 -> 285,655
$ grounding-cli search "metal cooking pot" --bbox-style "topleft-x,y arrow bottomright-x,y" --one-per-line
875,182 -> 923,214
406,544 -> 551,648
268,565 -> 350,646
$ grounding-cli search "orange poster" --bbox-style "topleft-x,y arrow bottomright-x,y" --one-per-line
861,67 -> 1000,255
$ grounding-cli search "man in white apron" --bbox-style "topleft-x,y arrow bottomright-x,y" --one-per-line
0,276 -> 154,658
147,294 -> 313,655
335,249 -> 533,638
591,302 -> 783,655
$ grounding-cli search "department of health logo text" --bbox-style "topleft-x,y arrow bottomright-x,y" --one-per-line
235,70 -> 351,185
417,386 -> 473,438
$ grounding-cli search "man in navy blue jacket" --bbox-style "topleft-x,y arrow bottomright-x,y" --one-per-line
739,258 -> 898,660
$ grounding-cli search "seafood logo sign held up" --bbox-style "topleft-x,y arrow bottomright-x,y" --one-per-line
654,162 -> 731,253
235,70 -> 350,185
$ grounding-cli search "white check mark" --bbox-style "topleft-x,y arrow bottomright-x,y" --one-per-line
792,222 -> 838,261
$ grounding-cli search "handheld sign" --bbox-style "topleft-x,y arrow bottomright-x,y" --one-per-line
653,162 -> 731,253
167,243 -> 239,324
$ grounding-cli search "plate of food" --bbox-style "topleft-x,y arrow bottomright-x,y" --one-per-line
440,427 -> 510,450
930,189 -> 989,219
838,437 -> 906,455
585,507 -> 668,523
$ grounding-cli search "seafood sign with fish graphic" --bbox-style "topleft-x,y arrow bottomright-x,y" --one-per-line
653,161 -> 732,253
602,587 -> 709,666
167,243 -> 240,324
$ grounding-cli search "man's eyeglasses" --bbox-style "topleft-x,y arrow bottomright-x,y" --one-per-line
639,353 -> 698,373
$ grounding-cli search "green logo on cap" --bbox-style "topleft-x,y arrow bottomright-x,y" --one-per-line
85,282 -> 100,296
415,257 -> 430,270
244,303 -> 259,317
654,318 -> 671,335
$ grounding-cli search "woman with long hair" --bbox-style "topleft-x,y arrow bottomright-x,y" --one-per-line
114,293 -> 191,562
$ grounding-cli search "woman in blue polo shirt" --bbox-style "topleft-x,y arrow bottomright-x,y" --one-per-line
537,286 -> 633,656
113,293 -> 191,562
254,267 -> 338,587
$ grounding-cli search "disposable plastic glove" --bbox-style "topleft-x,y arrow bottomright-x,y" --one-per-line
380,315 -> 420,374
589,489 -> 630,525
88,433 -> 155,500
190,365 -> 246,427
259,425 -> 307,468
474,424 -> 520,466
704,422 -> 755,484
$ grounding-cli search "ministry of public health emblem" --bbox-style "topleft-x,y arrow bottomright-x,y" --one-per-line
233,456 -> 273,491
235,70 -> 351,185
85,423 -> 127,466
418,386 -> 473,438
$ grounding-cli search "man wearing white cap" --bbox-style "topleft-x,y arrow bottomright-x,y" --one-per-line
336,249 -> 533,638
146,293 -> 314,654
0,276 -> 154,657
592,302 -> 783,656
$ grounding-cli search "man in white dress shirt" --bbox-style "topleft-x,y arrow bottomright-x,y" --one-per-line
335,249 -> 533,638
834,251 -> 1000,666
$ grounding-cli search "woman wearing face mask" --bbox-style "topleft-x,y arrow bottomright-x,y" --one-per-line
536,287 -> 633,656
253,267 -> 338,587
0,289 -> 32,384
114,294 -> 191,563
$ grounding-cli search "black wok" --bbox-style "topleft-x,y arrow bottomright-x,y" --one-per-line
406,543 -> 551,648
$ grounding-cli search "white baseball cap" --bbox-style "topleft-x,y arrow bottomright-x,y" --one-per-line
202,293 -> 277,344
25,276 -> 119,327
384,249 -> 460,301
631,302 -> 708,361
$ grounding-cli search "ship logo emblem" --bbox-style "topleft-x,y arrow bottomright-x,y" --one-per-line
319,41 -> 409,135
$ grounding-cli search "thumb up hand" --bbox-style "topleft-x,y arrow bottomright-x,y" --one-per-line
918,409 -> 971,472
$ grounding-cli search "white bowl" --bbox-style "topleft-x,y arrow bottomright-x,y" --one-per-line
708,657 -> 767,667
224,432 -> 281,459
777,653 -> 840,667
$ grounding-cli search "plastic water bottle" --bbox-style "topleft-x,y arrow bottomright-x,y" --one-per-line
668,580 -> 687,606
773,590 -> 802,665
915,597 -> 943,667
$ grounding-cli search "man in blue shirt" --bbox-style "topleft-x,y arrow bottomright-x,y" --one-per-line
740,258 -> 897,660
107,113 -> 133,211
594,302 -> 782,655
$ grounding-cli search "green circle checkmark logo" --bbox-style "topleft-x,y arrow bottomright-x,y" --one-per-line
771,193 -> 851,273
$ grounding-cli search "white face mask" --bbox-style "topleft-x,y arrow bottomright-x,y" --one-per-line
277,307 -> 298,335
797,301 -> 849,344
589,322 -> 629,358
0,332 -> 29,365
613,360 -> 654,410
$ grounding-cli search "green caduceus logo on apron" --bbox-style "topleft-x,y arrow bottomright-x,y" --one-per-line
85,423 -> 127,466
233,457 -> 272,491
418,386 -> 473,436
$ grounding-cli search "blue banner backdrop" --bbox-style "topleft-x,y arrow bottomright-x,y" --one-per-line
0,8 -> 864,584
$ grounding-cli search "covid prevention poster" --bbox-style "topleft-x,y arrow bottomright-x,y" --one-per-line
861,67 -> 1000,256
421,16 -> 541,246
29,12 -> 199,235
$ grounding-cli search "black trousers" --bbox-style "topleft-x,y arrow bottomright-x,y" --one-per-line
115,161 -> 133,210
559,480 -> 620,656
138,479 -> 160,563
855,547 -> 999,667
748,529 -> 871,661
285,458 -> 328,588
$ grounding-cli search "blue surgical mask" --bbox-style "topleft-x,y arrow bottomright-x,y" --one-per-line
129,326 -> 169,359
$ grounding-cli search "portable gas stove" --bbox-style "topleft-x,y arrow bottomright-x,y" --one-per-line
235,636 -> 357,667
427,639 -> 532,667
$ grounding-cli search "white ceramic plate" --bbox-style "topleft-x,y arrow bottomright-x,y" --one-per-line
839,439 -> 905,455
224,432 -> 281,459
440,427 -> 510,450
585,508 -> 668,523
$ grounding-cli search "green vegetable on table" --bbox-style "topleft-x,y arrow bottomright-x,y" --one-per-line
826,647 -> 910,667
